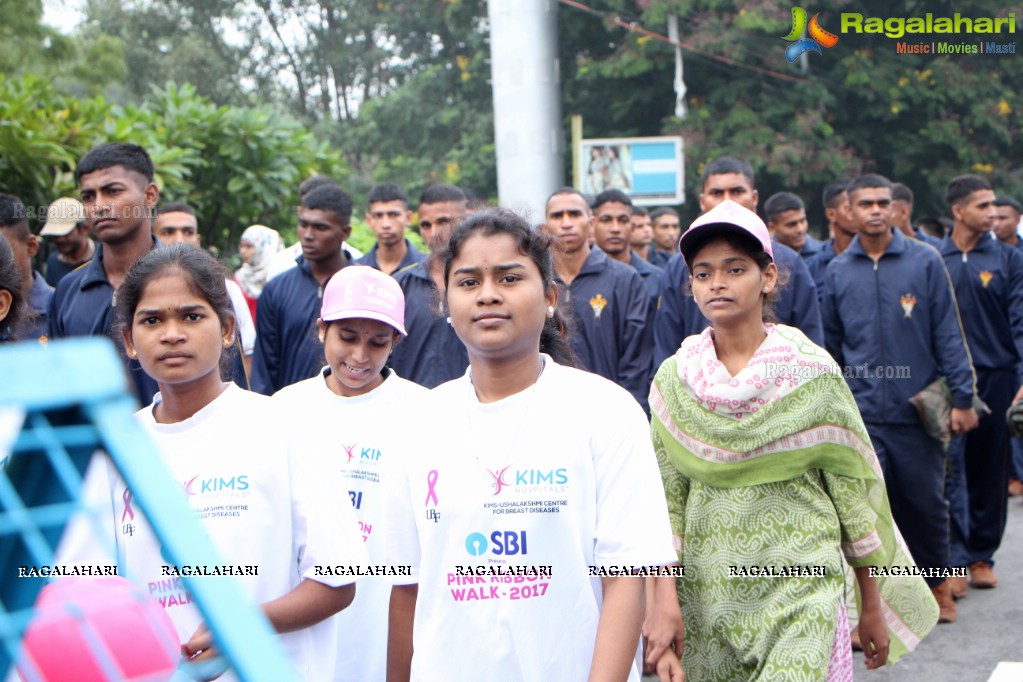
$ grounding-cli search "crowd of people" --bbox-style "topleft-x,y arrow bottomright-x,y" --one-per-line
1,140 -> 1021,680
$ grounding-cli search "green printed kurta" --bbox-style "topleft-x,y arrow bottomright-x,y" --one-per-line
651,324 -> 938,681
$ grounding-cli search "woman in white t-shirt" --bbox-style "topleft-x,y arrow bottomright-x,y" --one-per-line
64,244 -> 367,681
384,209 -> 681,681
273,265 -> 428,682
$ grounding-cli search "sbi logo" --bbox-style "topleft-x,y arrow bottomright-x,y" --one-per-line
465,531 -> 528,557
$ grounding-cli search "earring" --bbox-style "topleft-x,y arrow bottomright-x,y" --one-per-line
127,349 -> 137,359
223,339 -> 231,347
546,306 -> 555,317
446,317 -> 452,325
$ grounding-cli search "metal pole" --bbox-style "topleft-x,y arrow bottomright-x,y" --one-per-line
487,0 -> 564,223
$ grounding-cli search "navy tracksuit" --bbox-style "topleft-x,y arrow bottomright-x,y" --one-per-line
389,261 -> 469,389
47,240 -> 161,405
653,241 -> 824,368
822,229 -> 975,585
251,256 -> 333,395
564,248 -> 652,409
941,233 -> 1023,567
355,239 -> 426,275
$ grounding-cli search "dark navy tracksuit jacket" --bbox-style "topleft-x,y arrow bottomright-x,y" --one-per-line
251,256 -> 332,395
47,240 -> 161,405
389,261 -> 469,389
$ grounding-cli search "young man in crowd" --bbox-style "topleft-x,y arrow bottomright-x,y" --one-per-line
389,184 -> 469,388
649,207 -> 680,268
940,175 -> 1023,596
822,173 -> 978,623
48,142 -> 162,404
993,197 -> 1023,497
628,205 -> 657,265
764,191 -> 820,258
653,155 -> 823,367
543,187 -> 651,409
892,182 -> 942,247
591,190 -> 661,323
356,183 -> 425,275
0,193 -> 51,342
251,185 -> 354,394
40,197 -> 93,287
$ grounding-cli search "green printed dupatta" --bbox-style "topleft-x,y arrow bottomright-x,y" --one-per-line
650,323 -> 938,663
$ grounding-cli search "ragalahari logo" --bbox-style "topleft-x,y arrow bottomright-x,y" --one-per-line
783,7 -> 840,62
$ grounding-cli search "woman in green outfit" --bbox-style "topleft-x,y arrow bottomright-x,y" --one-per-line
650,200 -> 938,681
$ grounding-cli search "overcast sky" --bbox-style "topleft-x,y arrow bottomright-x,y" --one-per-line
41,0 -> 84,34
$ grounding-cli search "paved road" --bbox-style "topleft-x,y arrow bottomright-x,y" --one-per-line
861,495 -> 1023,682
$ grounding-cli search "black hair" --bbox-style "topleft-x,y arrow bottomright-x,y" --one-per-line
995,197 -> 1023,214
437,208 -> 581,368
630,206 -> 649,217
847,174 -> 893,200
419,184 -> 466,207
368,183 -> 409,207
76,143 -> 154,184
891,183 -> 914,205
650,207 -> 679,223
0,193 -> 28,230
116,244 -> 236,377
700,155 -> 755,189
946,174 -> 992,207
822,179 -> 852,209
684,232 -> 786,323
0,233 -> 25,341
0,194 -> 30,242
158,202 -> 196,216
763,192 -> 805,220
592,189 -> 632,210
545,187 -> 590,211
301,185 -> 354,224
299,175 -> 338,198
918,216 -> 949,239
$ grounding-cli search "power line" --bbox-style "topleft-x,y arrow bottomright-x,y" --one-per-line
558,0 -> 810,85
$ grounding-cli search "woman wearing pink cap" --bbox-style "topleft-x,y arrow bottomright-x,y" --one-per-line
273,265 -> 428,682
649,200 -> 937,680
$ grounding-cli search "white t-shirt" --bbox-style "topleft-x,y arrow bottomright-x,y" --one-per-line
273,369 -> 429,682
59,384 -> 368,682
225,277 -> 256,354
383,356 -> 676,681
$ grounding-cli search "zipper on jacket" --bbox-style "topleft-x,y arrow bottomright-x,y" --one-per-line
875,260 -> 885,424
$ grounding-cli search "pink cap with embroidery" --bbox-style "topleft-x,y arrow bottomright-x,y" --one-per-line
678,199 -> 774,265
320,266 -> 407,335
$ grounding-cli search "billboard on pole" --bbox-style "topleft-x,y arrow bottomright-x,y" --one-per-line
579,136 -> 684,206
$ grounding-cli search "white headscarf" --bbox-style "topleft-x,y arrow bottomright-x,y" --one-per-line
235,224 -> 283,298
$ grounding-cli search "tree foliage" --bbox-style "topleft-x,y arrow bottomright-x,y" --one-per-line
0,76 -> 347,251
560,0 -> 1022,223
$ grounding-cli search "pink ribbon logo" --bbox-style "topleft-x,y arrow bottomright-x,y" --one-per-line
425,470 -> 439,507
121,488 -> 135,522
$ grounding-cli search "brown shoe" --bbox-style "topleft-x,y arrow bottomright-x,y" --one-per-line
931,582 -> 957,623
947,575 -> 968,599
1010,479 -> 1023,497
969,561 -> 998,589
850,628 -> 862,651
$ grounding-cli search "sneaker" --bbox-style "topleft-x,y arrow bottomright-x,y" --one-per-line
969,561 -> 998,589
931,582 -> 957,623
1010,479 -> 1023,497
947,575 -> 968,599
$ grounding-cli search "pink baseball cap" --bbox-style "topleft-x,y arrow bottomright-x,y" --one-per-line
678,199 -> 774,266
320,266 -> 407,335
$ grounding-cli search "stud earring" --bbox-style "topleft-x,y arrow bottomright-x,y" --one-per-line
127,349 -> 137,359
546,306 -> 555,317
446,317 -> 452,325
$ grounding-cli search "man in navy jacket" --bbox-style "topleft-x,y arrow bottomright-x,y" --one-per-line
48,143 -> 162,405
940,175 -> 1023,596
822,174 -> 978,622
251,185 -> 354,394
653,156 -> 823,368
544,188 -> 651,409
